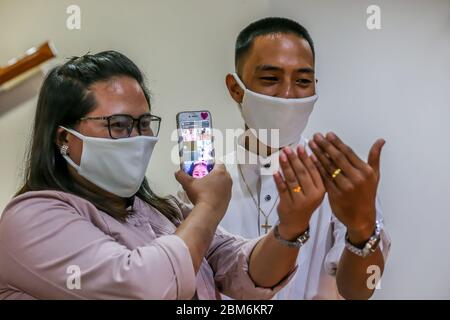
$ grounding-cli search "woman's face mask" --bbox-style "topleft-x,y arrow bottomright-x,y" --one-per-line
59,126 -> 158,197
232,73 -> 318,148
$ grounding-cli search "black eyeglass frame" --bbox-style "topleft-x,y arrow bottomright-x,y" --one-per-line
78,113 -> 162,139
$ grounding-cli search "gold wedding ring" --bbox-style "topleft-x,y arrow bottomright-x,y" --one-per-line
332,168 -> 342,179
292,186 -> 302,193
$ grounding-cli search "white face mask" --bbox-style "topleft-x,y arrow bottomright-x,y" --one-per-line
59,126 -> 158,198
232,73 -> 318,148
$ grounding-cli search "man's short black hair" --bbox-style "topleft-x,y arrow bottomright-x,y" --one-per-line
235,17 -> 315,71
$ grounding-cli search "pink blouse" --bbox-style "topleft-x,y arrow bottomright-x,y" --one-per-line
0,190 -> 294,299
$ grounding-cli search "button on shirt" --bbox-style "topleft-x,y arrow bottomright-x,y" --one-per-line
218,135 -> 391,300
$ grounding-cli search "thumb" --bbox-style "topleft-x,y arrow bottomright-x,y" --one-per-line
174,169 -> 193,189
368,139 -> 386,180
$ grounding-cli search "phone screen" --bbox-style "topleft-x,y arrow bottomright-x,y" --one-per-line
177,111 -> 214,178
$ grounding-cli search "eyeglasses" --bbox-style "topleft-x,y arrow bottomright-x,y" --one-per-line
79,113 -> 161,139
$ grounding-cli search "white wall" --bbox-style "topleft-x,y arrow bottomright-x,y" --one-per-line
1,0 -> 449,299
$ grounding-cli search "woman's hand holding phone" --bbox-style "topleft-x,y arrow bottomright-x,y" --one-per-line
174,163 -> 232,273
175,163 -> 232,219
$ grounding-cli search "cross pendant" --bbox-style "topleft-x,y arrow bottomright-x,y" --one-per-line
261,217 -> 272,234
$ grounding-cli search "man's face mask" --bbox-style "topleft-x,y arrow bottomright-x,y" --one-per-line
232,73 -> 318,148
59,126 -> 158,197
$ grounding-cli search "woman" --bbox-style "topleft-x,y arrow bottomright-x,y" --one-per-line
189,161 -> 212,179
0,51 -> 322,299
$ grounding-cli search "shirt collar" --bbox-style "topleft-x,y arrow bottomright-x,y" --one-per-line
236,132 -> 307,176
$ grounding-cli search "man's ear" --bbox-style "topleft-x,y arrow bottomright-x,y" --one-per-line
225,73 -> 244,104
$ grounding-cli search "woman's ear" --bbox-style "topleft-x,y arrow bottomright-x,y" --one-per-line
55,127 -> 69,149
225,73 -> 244,104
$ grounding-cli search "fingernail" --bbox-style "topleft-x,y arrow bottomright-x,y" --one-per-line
311,154 -> 318,162
298,145 -> 305,155
280,153 -> 287,162
327,132 -> 336,140
314,133 -> 324,141
284,147 -> 292,155
309,141 -> 318,149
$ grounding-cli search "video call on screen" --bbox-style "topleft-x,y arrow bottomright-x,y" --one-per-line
180,119 -> 214,178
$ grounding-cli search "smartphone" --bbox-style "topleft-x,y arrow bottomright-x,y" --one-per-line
176,110 -> 215,178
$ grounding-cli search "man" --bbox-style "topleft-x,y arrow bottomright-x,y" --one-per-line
220,17 -> 391,300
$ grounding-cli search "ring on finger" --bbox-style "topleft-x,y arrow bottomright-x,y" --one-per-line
332,168 -> 342,179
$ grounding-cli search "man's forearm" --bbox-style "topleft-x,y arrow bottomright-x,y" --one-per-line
248,229 -> 299,288
336,247 -> 384,300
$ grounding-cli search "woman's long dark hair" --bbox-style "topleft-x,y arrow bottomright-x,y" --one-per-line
17,50 -> 180,223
